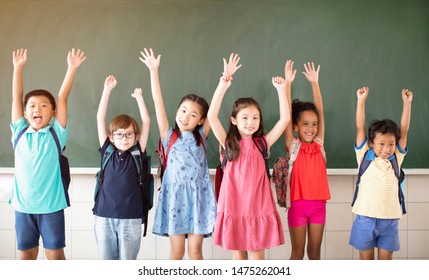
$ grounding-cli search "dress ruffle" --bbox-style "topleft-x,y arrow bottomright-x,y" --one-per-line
213,210 -> 284,251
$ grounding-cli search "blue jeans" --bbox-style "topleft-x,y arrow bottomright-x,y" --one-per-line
94,216 -> 142,260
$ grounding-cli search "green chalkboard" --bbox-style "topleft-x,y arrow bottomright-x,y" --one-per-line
0,0 -> 428,168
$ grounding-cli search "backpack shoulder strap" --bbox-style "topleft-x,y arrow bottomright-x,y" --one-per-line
351,150 -> 372,207
101,144 -> 115,171
13,127 -> 29,151
49,127 -> 63,157
313,136 -> 326,161
252,136 -> 269,159
389,155 -> 407,214
164,130 -> 179,167
288,138 -> 301,162
252,136 -> 270,179
130,145 -> 142,175
284,138 -> 301,208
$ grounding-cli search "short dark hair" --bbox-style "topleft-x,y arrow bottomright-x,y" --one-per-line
24,89 -> 56,110
368,119 -> 400,144
109,114 -> 140,136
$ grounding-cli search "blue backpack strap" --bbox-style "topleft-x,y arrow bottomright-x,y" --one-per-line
390,155 -> 407,214
13,127 -> 29,150
351,150 -> 371,207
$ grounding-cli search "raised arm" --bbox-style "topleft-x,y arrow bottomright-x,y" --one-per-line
355,87 -> 369,147
12,48 -> 27,123
97,75 -> 117,147
207,53 -> 242,148
139,48 -> 169,140
56,48 -> 86,128
131,88 -> 151,152
266,76 -> 289,148
303,62 -> 324,143
398,89 -> 413,150
284,59 -> 297,151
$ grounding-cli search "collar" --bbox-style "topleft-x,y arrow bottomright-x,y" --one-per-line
24,124 -> 51,134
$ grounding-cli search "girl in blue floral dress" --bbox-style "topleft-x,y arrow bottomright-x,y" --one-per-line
140,48 -> 216,260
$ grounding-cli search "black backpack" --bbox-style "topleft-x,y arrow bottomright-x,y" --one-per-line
14,127 -> 71,207
94,143 -> 154,236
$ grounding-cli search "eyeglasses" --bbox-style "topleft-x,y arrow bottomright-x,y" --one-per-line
112,132 -> 135,139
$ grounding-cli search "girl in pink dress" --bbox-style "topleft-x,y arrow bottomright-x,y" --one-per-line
208,53 -> 290,260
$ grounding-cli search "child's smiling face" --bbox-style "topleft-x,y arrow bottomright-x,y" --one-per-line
24,95 -> 55,131
370,132 -> 396,159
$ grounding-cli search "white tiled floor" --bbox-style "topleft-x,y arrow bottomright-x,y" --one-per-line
1,169 -> 428,260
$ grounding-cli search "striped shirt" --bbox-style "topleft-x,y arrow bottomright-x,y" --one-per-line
352,138 -> 407,219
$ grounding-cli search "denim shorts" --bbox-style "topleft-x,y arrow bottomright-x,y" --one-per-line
349,214 -> 400,252
15,210 -> 66,250
287,200 -> 326,227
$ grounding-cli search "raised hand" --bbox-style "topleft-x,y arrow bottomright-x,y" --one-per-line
131,88 -> 143,100
356,86 -> 369,100
302,62 -> 320,83
104,75 -> 117,91
67,48 -> 86,69
12,48 -> 28,68
139,48 -> 161,70
222,53 -> 242,81
402,88 -> 413,103
272,76 -> 286,90
284,59 -> 296,83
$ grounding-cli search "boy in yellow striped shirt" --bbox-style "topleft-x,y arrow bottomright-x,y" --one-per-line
349,86 -> 412,260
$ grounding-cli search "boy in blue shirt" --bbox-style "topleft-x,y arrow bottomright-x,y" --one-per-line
11,48 -> 86,260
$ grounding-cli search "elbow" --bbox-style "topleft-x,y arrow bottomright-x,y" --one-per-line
143,118 -> 151,127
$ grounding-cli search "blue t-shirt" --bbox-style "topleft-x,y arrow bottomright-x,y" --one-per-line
10,117 -> 68,214
92,138 -> 144,219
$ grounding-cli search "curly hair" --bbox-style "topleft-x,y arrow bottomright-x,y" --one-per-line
291,99 -> 318,126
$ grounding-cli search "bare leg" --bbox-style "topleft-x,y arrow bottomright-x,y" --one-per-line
359,248 -> 375,260
377,248 -> 393,260
289,226 -> 307,260
249,250 -> 265,260
232,251 -> 248,260
19,247 -> 39,260
307,223 -> 325,260
45,248 -> 66,260
187,234 -> 204,260
169,234 -> 186,260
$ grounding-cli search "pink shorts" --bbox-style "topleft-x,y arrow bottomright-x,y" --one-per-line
287,200 -> 326,227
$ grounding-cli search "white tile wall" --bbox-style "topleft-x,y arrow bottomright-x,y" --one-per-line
1,169 -> 428,260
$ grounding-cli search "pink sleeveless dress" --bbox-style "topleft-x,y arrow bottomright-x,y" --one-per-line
213,136 -> 285,251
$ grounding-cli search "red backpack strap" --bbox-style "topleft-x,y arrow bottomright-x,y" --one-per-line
164,130 -> 179,168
